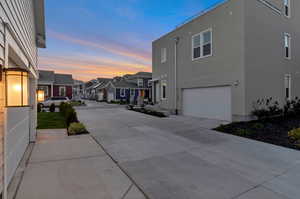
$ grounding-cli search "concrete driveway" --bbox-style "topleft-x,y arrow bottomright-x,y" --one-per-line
77,103 -> 300,199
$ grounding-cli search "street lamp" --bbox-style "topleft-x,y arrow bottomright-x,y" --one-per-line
37,89 -> 45,102
5,68 -> 29,107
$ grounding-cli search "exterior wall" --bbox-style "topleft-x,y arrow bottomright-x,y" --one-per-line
0,0 -> 44,191
116,88 -> 130,101
0,67 -> 4,193
53,85 -> 59,97
6,107 -> 29,184
244,0 -> 300,115
153,0 -> 246,116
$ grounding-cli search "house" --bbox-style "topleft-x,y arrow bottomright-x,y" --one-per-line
73,80 -> 85,100
38,70 -> 74,100
104,72 -> 152,103
0,0 -> 46,194
94,78 -> 112,101
152,0 -> 299,121
83,79 -> 99,100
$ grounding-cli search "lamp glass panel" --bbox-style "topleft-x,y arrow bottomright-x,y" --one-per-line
7,73 -> 22,106
22,73 -> 29,106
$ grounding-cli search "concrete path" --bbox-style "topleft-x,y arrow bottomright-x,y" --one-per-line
77,105 -> 300,199
15,129 -> 146,199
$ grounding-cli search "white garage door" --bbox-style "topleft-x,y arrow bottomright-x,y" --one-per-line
182,86 -> 232,121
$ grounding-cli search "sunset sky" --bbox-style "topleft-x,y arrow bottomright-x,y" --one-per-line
39,0 -> 223,81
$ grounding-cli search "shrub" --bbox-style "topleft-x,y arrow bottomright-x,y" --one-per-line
252,123 -> 264,129
59,102 -> 67,114
251,97 -> 282,120
37,103 -> 42,113
65,107 -> 78,126
49,103 -> 56,112
288,128 -> 300,141
236,128 -> 252,137
68,122 -> 88,135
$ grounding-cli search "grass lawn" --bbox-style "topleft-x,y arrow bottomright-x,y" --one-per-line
214,116 -> 300,151
37,112 -> 67,129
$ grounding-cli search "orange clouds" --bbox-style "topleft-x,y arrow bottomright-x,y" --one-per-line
48,30 -> 151,64
39,55 -> 152,81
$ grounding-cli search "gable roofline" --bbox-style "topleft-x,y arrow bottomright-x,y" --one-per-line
153,0 -> 228,43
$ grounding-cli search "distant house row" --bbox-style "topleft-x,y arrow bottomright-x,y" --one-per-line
82,72 -> 152,103
38,70 -> 152,104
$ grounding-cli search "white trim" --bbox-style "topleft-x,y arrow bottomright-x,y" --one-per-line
284,32 -> 291,59
161,80 -> 167,100
257,0 -> 281,15
161,48 -> 167,63
285,74 -> 292,100
283,0 -> 291,18
120,88 -> 126,97
192,28 -> 212,61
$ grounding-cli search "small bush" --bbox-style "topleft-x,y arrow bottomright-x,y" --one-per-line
65,108 -> 78,126
49,103 -> 56,112
251,97 -> 282,120
37,103 -> 42,113
68,122 -> 88,135
236,128 -> 252,137
252,123 -> 264,129
288,128 -> 300,141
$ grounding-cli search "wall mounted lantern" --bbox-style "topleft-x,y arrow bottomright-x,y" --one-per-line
5,68 -> 29,107
37,89 -> 45,102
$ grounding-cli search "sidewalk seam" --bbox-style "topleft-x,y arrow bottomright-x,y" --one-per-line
90,134 -> 151,199
120,183 -> 133,199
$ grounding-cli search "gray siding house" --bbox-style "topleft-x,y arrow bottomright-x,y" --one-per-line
152,0 -> 299,121
0,0 -> 46,195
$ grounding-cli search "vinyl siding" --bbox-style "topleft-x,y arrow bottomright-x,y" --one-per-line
0,0 -> 37,68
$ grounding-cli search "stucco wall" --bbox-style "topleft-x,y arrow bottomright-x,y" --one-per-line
153,0 -> 246,116
244,0 -> 300,114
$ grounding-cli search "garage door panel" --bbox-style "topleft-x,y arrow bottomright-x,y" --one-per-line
182,87 -> 232,121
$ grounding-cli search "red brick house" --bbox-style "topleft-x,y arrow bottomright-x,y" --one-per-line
38,70 -> 74,99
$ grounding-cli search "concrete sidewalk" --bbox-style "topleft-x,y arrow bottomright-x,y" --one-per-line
14,129 -> 146,199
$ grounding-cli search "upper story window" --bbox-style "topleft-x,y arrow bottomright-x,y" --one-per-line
284,0 -> 290,17
284,33 -> 291,59
161,48 -> 167,63
137,79 -> 144,87
192,29 -> 212,60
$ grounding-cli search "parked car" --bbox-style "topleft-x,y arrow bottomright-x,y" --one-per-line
40,97 -> 70,107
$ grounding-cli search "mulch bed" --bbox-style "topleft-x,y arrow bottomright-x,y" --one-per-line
214,116 -> 300,151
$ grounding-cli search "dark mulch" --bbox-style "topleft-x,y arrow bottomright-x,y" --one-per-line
214,116 -> 300,151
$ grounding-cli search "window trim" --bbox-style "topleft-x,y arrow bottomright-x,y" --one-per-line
284,0 -> 291,18
137,79 -> 144,87
192,28 -> 213,61
120,88 -> 126,97
161,81 -> 167,100
284,33 -> 291,59
59,86 -> 66,97
161,48 -> 167,63
285,74 -> 292,101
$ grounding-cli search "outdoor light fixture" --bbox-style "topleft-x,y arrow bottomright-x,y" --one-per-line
5,68 -> 29,107
37,89 -> 45,102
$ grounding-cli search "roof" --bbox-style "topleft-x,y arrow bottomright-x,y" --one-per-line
39,70 -> 55,83
112,80 -> 139,89
34,0 -> 46,48
134,72 -> 152,78
54,74 -> 74,85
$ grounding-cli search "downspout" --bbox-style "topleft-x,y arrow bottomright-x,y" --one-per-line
1,17 -> 8,199
174,37 -> 180,115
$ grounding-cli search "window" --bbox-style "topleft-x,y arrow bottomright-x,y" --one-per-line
161,81 -> 167,100
161,48 -> 167,63
284,0 -> 290,17
130,89 -> 135,96
285,74 -> 291,100
137,79 -> 144,87
120,88 -> 126,97
192,29 -> 212,60
148,81 -> 152,87
284,33 -> 291,59
59,86 -> 66,96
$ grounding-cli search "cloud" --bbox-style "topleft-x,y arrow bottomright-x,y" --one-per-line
39,54 -> 151,81
48,30 -> 151,64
